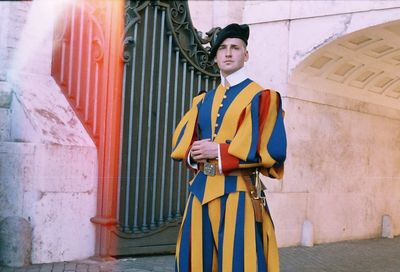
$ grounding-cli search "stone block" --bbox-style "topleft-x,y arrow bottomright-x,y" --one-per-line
346,8 -> 400,34
6,0 -> 53,76
211,1 -> 245,28
290,1 -> 400,20
0,142 -> 35,221
242,1 -> 400,25
187,1 -> 213,35
9,73 -> 94,146
307,193 -> 383,244
0,216 -> 32,267
266,192 -> 308,247
288,8 -> 400,74
247,21 -> 290,95
1,140 -> 97,264
282,92 -> 400,198
28,191 -> 96,264
288,14 -> 354,74
243,1 -> 291,24
33,144 -> 97,193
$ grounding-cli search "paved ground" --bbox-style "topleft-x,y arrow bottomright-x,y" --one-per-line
1,236 -> 399,272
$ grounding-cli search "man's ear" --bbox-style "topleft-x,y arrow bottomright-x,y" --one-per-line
244,50 -> 249,62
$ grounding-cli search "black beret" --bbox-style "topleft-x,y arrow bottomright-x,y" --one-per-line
210,23 -> 249,59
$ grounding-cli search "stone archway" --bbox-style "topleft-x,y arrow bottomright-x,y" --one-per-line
290,20 -> 400,110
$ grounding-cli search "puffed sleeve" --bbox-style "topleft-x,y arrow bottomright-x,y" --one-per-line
258,90 -> 287,178
171,93 -> 205,161
219,90 -> 287,179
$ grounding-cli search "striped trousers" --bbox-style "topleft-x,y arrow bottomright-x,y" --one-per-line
175,191 -> 279,272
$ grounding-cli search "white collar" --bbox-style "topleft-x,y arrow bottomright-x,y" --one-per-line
220,67 -> 248,88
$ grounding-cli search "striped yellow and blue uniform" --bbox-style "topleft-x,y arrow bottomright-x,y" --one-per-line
171,78 -> 287,272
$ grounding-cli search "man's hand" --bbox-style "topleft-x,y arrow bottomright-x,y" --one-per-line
190,139 -> 218,162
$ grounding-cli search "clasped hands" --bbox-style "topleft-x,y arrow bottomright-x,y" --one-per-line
190,139 -> 218,163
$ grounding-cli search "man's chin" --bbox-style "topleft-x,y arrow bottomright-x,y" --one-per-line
221,68 -> 239,76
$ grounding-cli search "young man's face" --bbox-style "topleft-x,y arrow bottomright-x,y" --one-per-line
214,38 -> 249,77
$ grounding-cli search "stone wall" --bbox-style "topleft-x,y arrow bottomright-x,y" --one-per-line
0,1 -> 98,265
269,86 -> 400,246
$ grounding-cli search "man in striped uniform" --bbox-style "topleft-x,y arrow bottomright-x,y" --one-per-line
172,23 -> 287,272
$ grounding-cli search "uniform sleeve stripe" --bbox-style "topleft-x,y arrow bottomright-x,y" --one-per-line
267,94 -> 287,164
172,123 -> 187,154
246,93 -> 261,162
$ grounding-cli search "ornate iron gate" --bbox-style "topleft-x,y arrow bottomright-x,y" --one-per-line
110,0 -> 219,255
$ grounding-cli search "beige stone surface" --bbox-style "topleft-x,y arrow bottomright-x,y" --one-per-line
266,192 -> 308,247
28,187 -> 96,263
33,144 -> 97,193
7,1 -> 61,76
0,1 -> 98,263
246,21 -> 290,95
0,143 -> 35,222
211,1 -> 245,30
282,83 -> 400,241
287,13 -> 400,74
189,1 -> 244,33
188,1 -> 213,34
243,1 -> 291,24
243,1 -> 400,24
0,142 -> 97,263
9,73 -> 93,146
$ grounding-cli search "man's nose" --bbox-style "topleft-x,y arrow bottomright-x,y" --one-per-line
225,47 -> 232,57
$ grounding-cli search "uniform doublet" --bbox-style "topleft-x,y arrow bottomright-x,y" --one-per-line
172,77 -> 287,272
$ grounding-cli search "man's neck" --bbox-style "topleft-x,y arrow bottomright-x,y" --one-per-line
220,67 -> 247,88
